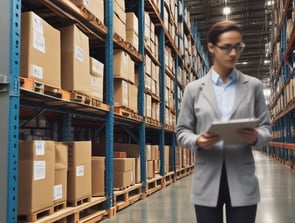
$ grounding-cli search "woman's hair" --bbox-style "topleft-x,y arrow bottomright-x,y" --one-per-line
207,20 -> 242,44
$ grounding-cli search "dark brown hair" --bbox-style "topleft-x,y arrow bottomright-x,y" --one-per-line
207,20 -> 242,45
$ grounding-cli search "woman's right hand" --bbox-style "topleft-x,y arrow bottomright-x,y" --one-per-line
196,133 -> 221,150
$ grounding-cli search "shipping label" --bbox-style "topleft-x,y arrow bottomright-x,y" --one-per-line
33,31 -> 45,53
75,45 -> 85,63
32,64 -> 43,79
76,165 -> 85,177
54,184 -> 63,200
35,140 -> 45,155
34,160 -> 46,180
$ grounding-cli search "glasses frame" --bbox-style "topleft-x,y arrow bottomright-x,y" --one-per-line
214,42 -> 246,54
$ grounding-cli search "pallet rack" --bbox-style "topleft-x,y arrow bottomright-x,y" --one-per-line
266,0 -> 295,167
2,0 -> 208,222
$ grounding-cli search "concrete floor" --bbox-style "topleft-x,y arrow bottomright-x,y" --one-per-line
100,150 -> 295,223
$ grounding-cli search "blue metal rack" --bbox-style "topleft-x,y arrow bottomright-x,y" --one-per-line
138,0 -> 147,190
105,0 -> 114,210
1,0 -> 21,222
1,0 -> 210,221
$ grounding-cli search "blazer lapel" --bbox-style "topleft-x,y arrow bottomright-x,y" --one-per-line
229,71 -> 249,118
201,71 -> 221,119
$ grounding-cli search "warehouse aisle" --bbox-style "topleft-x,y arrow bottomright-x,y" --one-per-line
100,150 -> 295,223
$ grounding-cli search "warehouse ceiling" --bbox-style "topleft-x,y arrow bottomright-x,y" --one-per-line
184,0 -> 272,86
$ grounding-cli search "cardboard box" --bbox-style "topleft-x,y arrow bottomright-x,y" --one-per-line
126,30 -> 139,51
114,79 -> 129,107
18,141 -> 55,215
114,151 -> 127,158
65,141 -> 92,203
20,12 -> 61,89
126,12 -> 138,35
90,57 -> 104,77
114,1 -> 126,40
91,156 -> 105,196
113,170 -> 135,188
114,50 -> 129,80
128,83 -> 138,113
114,158 -> 135,172
60,24 -> 91,95
71,0 -> 104,24
90,74 -> 104,101
54,142 -> 68,204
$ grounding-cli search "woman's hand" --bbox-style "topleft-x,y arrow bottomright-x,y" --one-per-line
196,133 -> 221,150
237,128 -> 258,145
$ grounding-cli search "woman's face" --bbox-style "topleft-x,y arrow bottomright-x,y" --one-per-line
207,30 -> 243,71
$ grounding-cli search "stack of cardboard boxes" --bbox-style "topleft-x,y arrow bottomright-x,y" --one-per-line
18,140 -> 105,216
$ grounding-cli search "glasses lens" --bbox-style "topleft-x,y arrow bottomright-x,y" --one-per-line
237,42 -> 245,52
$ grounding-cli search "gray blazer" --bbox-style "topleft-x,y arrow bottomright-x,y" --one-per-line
176,68 -> 272,207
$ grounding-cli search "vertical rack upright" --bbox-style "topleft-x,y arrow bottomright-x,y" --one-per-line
0,0 -> 21,222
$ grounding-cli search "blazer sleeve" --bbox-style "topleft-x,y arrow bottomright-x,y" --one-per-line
253,80 -> 273,147
176,83 -> 199,152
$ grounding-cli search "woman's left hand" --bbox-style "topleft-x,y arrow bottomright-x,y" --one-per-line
237,128 -> 258,145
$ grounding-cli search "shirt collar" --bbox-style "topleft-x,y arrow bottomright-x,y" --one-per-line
211,67 -> 238,85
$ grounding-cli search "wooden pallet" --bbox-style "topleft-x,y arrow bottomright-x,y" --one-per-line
18,197 -> 107,223
91,98 -> 110,110
70,91 -> 91,105
146,174 -> 163,196
18,206 -> 53,222
53,201 -> 67,212
20,77 -> 62,98
114,106 -> 131,117
114,184 -> 143,211
114,32 -> 125,43
67,195 -> 92,207
162,171 -> 175,188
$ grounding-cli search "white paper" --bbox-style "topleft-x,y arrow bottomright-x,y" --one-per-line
75,45 -> 84,62
35,141 -> 45,156
54,184 -> 63,200
33,31 -> 45,53
34,160 -> 46,180
76,165 -> 84,177
32,64 -> 43,79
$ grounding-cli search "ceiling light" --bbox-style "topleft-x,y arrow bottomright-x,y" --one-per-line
223,7 -> 231,15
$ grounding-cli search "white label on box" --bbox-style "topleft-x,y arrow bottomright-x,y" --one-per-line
76,165 -> 84,177
35,141 -> 45,155
32,14 -> 43,35
34,160 -> 46,180
54,184 -> 63,200
33,32 -> 45,53
32,64 -> 43,79
83,0 -> 90,5
75,45 -> 84,63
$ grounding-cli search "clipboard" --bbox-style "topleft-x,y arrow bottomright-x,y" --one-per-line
207,118 -> 259,145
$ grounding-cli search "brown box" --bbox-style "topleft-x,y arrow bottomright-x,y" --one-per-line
65,141 -> 92,203
91,156 -> 105,196
128,83 -> 138,112
18,141 -> 55,215
54,142 -> 68,204
126,12 -> 138,35
90,74 -> 104,101
60,24 -> 91,95
20,11 -> 61,89
114,151 -> 127,158
126,29 -> 139,51
114,79 -> 129,107
146,160 -> 154,179
114,0 -> 126,40
114,50 -> 129,80
70,0 -> 104,24
114,158 -> 135,172
113,170 -> 135,188
90,57 -> 104,77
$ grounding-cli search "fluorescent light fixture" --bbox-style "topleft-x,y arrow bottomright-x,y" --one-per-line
264,59 -> 270,64
223,7 -> 231,15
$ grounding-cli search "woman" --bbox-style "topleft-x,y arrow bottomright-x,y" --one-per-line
176,20 -> 272,223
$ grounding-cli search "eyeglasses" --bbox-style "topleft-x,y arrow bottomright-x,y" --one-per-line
214,42 -> 246,54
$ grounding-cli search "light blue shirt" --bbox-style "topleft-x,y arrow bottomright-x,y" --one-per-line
211,68 -> 237,122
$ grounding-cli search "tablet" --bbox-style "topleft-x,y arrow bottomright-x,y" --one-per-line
207,118 -> 259,145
